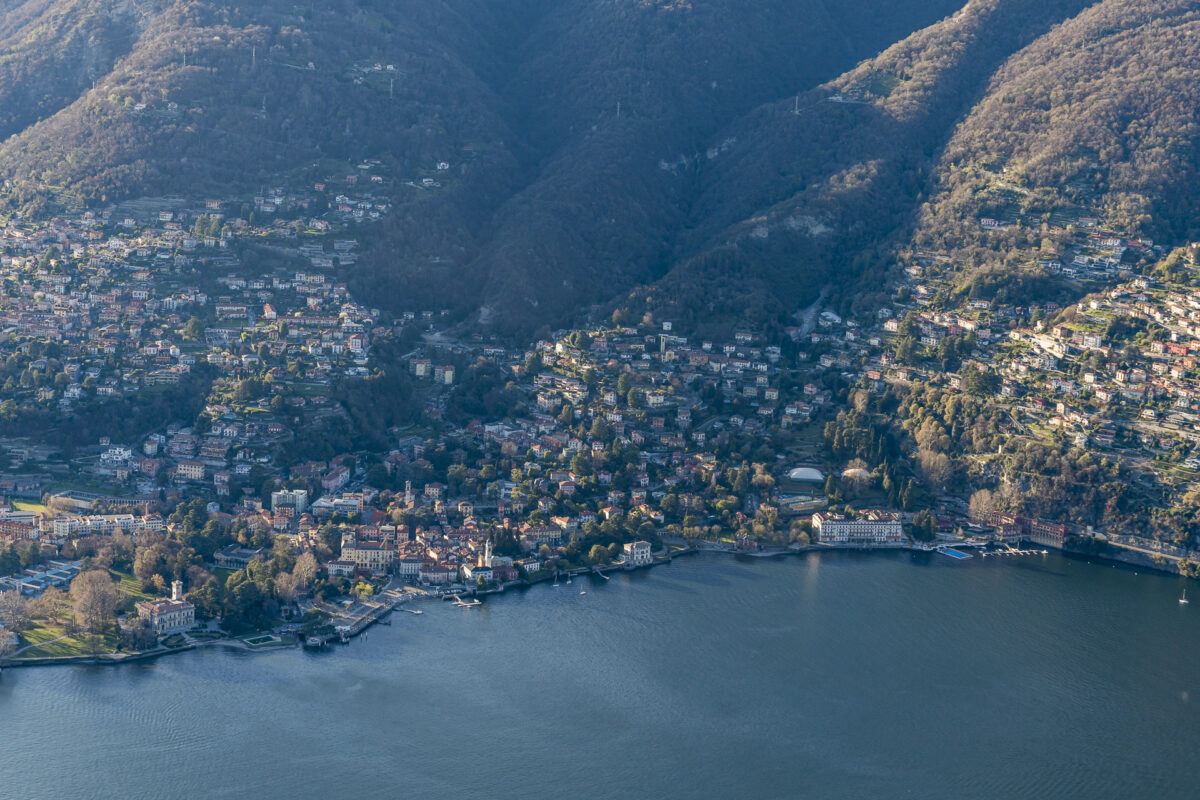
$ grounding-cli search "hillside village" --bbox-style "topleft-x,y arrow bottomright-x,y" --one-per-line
890,231 -> 1200,546
2,177 -> 1200,659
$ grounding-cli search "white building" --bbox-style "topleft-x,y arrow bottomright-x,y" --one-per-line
622,540 -> 653,567
462,564 -> 493,584
811,513 -> 904,544
341,541 -> 395,575
135,582 -> 195,634
271,488 -> 309,514
51,514 -> 163,539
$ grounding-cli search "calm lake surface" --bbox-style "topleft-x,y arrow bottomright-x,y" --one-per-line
2,550 -> 1198,800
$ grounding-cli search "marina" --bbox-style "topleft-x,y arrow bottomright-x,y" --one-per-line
979,546 -> 1050,558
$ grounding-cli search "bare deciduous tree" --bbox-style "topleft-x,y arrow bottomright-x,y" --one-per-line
0,590 -> 30,632
918,448 -> 953,494
293,552 -> 318,591
969,489 -> 995,522
32,586 -> 69,625
275,572 -> 300,605
70,571 -> 120,633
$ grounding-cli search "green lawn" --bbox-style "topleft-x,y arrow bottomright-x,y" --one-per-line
17,625 -> 118,658
861,71 -> 901,97
12,500 -> 49,515
109,570 -> 154,602
25,634 -> 118,658
18,624 -> 67,648
213,567 -> 238,585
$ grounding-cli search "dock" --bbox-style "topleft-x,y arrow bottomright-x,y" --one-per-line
980,546 -> 1049,559
344,601 -> 392,635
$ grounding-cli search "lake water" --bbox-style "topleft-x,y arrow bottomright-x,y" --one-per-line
2,550 -> 1198,800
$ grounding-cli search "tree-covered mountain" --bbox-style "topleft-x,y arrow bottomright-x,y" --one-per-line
621,0 -> 1105,332
353,0 -> 969,327
0,0 -> 1195,336
0,0 -> 148,141
911,0 -> 1200,298
0,1 -> 522,211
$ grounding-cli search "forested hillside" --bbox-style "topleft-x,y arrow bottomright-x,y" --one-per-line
0,1 -> 521,212
911,0 -> 1200,298
621,0 -> 1101,333
353,0 -> 967,325
0,0 -> 964,331
0,0 -> 149,141
0,0 -> 1195,337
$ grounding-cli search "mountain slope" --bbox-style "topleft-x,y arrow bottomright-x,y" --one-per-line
0,0 -> 965,330
918,0 -> 1200,274
0,0 -> 1196,336
616,0 -> 1100,331
356,0 -> 968,328
0,1 -> 522,212
0,0 -> 150,142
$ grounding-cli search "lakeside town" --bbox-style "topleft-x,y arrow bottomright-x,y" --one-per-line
1,174 -> 1199,665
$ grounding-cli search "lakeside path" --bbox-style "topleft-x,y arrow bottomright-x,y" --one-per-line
11,633 -> 74,658
2,629 -> 299,670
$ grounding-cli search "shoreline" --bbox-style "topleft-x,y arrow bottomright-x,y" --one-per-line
670,536 -> 1195,580
3,538 -> 1188,671
0,633 -> 300,670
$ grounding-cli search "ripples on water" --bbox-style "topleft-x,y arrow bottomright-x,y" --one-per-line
1,552 -> 1198,800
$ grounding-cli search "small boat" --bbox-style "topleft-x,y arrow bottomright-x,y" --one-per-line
579,591 -> 586,595
1181,588 -> 1190,606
